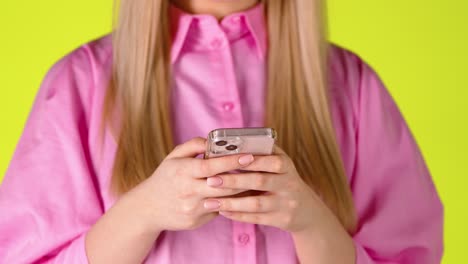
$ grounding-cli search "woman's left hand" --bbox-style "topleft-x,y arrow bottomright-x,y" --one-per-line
204,146 -> 357,263
203,146 -> 338,235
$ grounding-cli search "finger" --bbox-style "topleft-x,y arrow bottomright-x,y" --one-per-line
273,145 -> 287,155
207,172 -> 282,191
166,137 -> 207,159
195,180 -> 248,198
191,154 -> 255,178
241,154 -> 291,174
179,202 -> 218,225
196,212 -> 219,225
218,211 -> 272,226
206,195 -> 277,213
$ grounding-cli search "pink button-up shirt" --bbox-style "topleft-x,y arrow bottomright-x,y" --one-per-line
0,4 -> 443,264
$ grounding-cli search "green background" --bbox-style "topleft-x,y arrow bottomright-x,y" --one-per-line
1,1 -> 466,262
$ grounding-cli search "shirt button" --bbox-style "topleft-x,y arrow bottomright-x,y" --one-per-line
238,233 -> 250,245
210,38 -> 224,49
222,102 -> 235,112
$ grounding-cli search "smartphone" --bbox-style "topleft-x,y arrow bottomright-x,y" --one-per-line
205,127 -> 277,159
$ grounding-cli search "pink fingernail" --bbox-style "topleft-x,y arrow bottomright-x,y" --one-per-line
204,200 -> 221,210
239,154 -> 254,166
207,177 -> 223,187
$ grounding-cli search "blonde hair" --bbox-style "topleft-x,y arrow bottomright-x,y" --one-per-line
104,0 -> 357,232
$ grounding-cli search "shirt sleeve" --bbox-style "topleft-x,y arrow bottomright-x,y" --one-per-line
351,60 -> 444,264
0,46 -> 103,263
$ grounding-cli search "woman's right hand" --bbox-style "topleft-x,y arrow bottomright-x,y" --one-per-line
127,137 -> 255,234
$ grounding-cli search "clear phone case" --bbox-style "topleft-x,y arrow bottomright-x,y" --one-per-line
205,128 -> 277,159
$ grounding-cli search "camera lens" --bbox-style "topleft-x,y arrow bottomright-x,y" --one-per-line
226,145 -> 238,151
215,140 -> 228,146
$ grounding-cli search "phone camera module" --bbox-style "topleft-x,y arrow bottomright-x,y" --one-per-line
215,140 -> 228,146
226,145 -> 238,151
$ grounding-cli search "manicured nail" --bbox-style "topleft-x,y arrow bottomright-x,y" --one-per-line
207,177 -> 223,187
239,154 -> 254,166
204,200 -> 221,210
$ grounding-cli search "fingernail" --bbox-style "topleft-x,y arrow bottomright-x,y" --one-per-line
239,154 -> 254,166
207,177 -> 223,187
204,200 -> 221,210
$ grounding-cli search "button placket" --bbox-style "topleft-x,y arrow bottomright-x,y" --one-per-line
218,39 -> 245,127
208,33 -> 244,128
232,222 -> 257,264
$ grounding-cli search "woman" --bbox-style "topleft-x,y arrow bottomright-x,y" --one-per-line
0,0 -> 443,263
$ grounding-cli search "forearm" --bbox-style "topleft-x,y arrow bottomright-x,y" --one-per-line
292,223 -> 355,264
85,192 -> 161,264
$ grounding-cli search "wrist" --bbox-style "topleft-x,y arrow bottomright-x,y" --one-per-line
86,188 -> 163,263
291,226 -> 324,247
291,226 -> 355,264
290,209 -> 355,264
118,189 -> 163,237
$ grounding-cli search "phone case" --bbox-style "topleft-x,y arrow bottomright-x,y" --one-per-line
205,128 -> 277,159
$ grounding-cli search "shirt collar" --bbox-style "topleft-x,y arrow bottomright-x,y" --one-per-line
169,3 -> 267,64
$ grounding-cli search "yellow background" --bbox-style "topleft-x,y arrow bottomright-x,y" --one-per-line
1,1 -> 466,262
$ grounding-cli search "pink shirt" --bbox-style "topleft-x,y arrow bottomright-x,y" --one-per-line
0,4 -> 443,264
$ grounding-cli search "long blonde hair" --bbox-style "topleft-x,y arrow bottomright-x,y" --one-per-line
104,0 -> 357,232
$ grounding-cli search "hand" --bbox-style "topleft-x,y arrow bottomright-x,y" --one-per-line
126,137 -> 255,233
203,146 -> 357,263
202,145 -> 334,234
